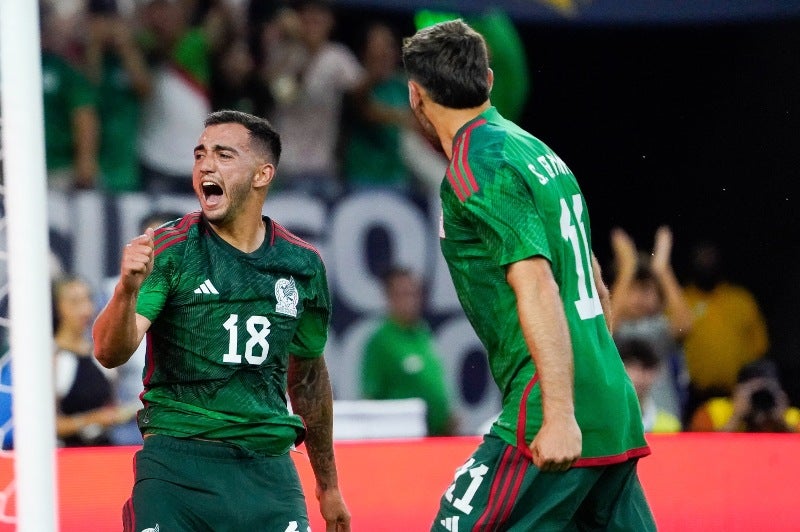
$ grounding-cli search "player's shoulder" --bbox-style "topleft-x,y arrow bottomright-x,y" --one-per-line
152,211 -> 202,258
270,219 -> 324,264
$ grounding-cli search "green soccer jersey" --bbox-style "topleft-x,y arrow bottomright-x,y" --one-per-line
440,107 -> 649,465
135,212 -> 330,455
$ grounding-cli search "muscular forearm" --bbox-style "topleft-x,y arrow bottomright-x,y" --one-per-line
287,356 -> 339,491
508,259 -> 576,421
92,283 -> 141,368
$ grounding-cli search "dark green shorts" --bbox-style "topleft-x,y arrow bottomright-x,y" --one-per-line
124,435 -> 309,532
432,433 -> 655,531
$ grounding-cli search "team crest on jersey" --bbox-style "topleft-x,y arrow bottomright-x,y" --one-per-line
275,277 -> 299,317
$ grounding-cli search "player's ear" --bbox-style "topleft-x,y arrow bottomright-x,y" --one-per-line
253,162 -> 275,189
408,80 -> 422,108
487,68 -> 494,93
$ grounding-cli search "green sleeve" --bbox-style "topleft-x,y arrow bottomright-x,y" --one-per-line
461,159 -> 551,266
288,265 -> 330,358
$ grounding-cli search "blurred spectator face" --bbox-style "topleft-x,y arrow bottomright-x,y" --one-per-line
623,360 -> 659,404
363,24 -> 398,79
386,272 -> 423,326
55,279 -> 95,333
626,278 -> 662,318
219,40 -> 255,87
691,243 -> 722,291
299,4 -> 333,50
141,0 -> 186,42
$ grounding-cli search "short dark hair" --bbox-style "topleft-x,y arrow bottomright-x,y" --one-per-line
616,337 -> 660,370
402,19 -> 490,109
204,110 -> 281,165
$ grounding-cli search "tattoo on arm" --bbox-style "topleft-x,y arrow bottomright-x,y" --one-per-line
287,355 -> 338,490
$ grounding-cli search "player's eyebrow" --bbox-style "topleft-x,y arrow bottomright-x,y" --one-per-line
193,143 -> 240,155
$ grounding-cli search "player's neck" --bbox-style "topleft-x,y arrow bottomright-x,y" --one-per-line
209,215 -> 266,254
433,102 -> 491,160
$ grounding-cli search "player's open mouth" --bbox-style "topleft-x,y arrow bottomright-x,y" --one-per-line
202,181 -> 224,206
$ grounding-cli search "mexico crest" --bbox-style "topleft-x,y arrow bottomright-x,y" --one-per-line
275,277 -> 299,317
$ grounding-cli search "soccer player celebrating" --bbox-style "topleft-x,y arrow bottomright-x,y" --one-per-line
402,21 -> 655,530
93,110 -> 350,532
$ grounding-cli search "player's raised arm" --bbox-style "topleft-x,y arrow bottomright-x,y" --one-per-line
93,229 -> 154,368
287,355 -> 350,532
507,256 -> 582,472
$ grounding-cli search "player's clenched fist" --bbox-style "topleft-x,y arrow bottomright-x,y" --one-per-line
120,228 -> 154,293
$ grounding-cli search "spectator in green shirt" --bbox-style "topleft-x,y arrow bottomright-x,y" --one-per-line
84,0 -> 153,193
41,3 -> 100,190
361,267 -> 457,436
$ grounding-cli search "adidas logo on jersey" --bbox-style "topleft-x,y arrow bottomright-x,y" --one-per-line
440,516 -> 460,531
194,279 -> 219,295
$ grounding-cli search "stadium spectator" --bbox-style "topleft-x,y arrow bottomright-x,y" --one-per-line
266,0 -> 365,200
93,110 -> 350,530
682,241 -> 769,420
361,267 -> 457,436
40,3 -> 100,191
403,20 -> 654,530
689,358 -> 799,432
53,276 -> 134,447
84,0 -> 152,193
617,337 -> 682,433
610,225 -> 692,421
343,22 -> 416,192
136,0 -> 233,194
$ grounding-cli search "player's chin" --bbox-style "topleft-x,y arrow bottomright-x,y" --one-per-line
200,203 -> 228,223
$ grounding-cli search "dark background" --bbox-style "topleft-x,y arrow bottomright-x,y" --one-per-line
332,7 -> 800,402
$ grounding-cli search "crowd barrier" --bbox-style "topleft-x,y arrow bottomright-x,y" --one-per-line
0,433 -> 797,531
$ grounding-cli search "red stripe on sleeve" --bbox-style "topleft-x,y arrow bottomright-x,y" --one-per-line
445,166 -> 466,201
459,119 -> 486,195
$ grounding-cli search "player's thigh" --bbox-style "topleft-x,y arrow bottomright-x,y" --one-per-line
575,459 -> 656,532
432,434 -> 602,532
230,451 -> 310,531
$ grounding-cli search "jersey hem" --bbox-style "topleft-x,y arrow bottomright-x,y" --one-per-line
572,445 -> 652,467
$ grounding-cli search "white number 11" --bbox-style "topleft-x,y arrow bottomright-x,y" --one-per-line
559,194 -> 603,321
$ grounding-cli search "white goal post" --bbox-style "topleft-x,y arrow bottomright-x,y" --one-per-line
0,0 -> 59,530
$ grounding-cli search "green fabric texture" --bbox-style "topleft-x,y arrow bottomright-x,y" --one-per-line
440,107 -> 647,461
136,213 -> 330,455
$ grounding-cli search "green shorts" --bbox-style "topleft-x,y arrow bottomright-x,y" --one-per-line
124,435 -> 309,532
432,432 -> 655,531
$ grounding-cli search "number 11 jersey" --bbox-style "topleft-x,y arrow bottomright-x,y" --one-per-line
440,107 -> 649,464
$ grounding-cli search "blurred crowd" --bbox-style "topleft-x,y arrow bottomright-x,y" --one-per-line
38,0 -> 449,198
0,0 -> 794,450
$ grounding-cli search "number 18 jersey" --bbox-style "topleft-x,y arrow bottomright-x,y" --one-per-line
135,212 -> 330,456
440,107 -> 649,464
